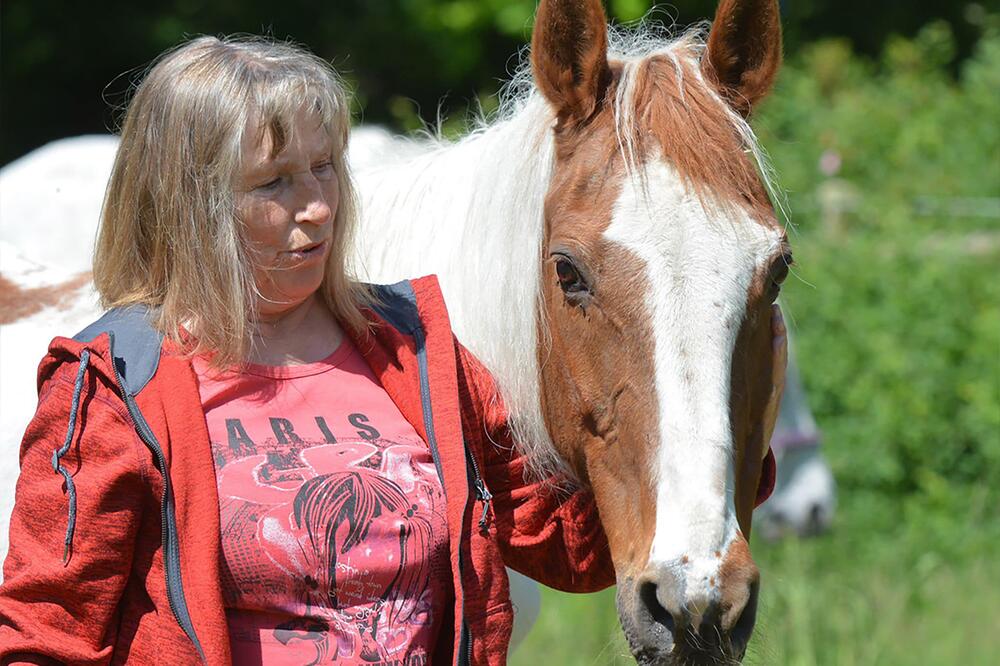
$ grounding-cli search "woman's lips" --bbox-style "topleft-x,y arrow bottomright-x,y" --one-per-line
284,239 -> 328,263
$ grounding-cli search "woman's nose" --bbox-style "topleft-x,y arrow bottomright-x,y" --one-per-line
293,175 -> 334,226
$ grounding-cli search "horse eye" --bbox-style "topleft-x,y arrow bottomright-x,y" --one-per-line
772,254 -> 792,286
556,258 -> 587,294
766,253 -> 792,303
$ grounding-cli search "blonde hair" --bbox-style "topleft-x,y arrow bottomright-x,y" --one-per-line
94,35 -> 371,366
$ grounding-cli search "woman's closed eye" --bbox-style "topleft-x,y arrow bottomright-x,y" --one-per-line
254,175 -> 284,192
250,161 -> 334,193
311,160 -> 335,179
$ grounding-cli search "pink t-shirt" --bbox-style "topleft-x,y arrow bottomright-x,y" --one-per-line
193,337 -> 451,665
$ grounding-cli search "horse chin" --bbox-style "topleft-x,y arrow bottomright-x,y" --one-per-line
616,579 -> 748,666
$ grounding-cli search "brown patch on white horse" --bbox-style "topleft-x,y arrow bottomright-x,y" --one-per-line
634,52 -> 777,222
0,273 -> 93,325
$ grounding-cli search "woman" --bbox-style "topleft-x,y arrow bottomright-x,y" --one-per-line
0,36 -> 612,665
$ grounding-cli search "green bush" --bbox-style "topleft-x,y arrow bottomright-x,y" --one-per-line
757,19 -> 1000,507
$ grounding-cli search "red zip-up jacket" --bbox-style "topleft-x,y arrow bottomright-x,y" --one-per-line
0,276 -> 615,665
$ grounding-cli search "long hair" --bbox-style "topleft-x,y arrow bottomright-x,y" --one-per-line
93,35 -> 371,366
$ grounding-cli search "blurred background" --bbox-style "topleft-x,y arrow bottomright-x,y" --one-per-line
3,1 -> 999,664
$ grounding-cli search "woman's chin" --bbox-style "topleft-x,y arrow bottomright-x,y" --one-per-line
258,275 -> 327,317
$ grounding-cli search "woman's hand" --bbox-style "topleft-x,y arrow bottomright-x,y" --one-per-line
761,303 -> 788,458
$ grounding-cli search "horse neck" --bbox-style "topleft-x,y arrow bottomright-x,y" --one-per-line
352,96 -> 564,476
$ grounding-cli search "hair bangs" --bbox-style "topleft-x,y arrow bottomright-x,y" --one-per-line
244,60 -> 349,161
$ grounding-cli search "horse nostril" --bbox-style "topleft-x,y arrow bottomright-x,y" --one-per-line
638,580 -> 676,635
728,579 -> 760,652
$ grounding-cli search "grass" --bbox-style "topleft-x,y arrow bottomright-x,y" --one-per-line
746,490 -> 1000,666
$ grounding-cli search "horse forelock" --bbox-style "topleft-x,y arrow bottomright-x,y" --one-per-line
606,29 -> 784,228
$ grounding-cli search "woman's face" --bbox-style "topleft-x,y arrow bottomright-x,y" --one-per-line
236,108 -> 339,318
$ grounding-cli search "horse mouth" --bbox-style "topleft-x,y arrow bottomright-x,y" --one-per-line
633,651 -> 746,666
627,633 -> 748,666
617,579 -> 751,666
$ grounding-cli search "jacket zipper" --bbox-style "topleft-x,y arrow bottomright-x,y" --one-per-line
462,620 -> 472,666
411,327 -> 447,492
465,446 -> 492,531
460,447 -> 491,666
107,333 -> 207,663
413,325 -> 486,666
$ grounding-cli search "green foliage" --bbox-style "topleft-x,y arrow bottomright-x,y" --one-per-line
756,19 -> 1000,501
759,20 -> 1000,223
513,21 -> 1000,666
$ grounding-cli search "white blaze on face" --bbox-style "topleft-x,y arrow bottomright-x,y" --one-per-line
604,161 -> 782,619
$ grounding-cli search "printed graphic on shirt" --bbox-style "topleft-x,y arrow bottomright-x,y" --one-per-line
196,346 -> 450,666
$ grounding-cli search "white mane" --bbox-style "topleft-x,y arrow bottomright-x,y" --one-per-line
350,23 -> 781,480
351,91 -> 561,476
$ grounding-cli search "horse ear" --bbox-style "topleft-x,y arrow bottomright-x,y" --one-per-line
531,0 -> 611,124
703,0 -> 783,117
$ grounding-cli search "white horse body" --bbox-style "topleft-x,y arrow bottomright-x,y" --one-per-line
0,137 -> 115,564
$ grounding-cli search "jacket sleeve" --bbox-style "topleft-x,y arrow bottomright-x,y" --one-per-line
454,342 -> 615,593
0,359 -> 147,665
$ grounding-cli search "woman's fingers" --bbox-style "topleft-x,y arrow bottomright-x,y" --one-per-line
761,303 -> 788,458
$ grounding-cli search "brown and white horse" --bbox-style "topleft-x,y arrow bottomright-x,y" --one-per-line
351,0 -> 789,661
0,0 -> 790,661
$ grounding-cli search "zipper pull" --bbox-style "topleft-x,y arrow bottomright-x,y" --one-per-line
474,478 -> 493,531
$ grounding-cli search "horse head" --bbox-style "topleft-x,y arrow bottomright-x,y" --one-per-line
530,0 -> 787,661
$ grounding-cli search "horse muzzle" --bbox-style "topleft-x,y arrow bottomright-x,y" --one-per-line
616,537 -> 760,665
